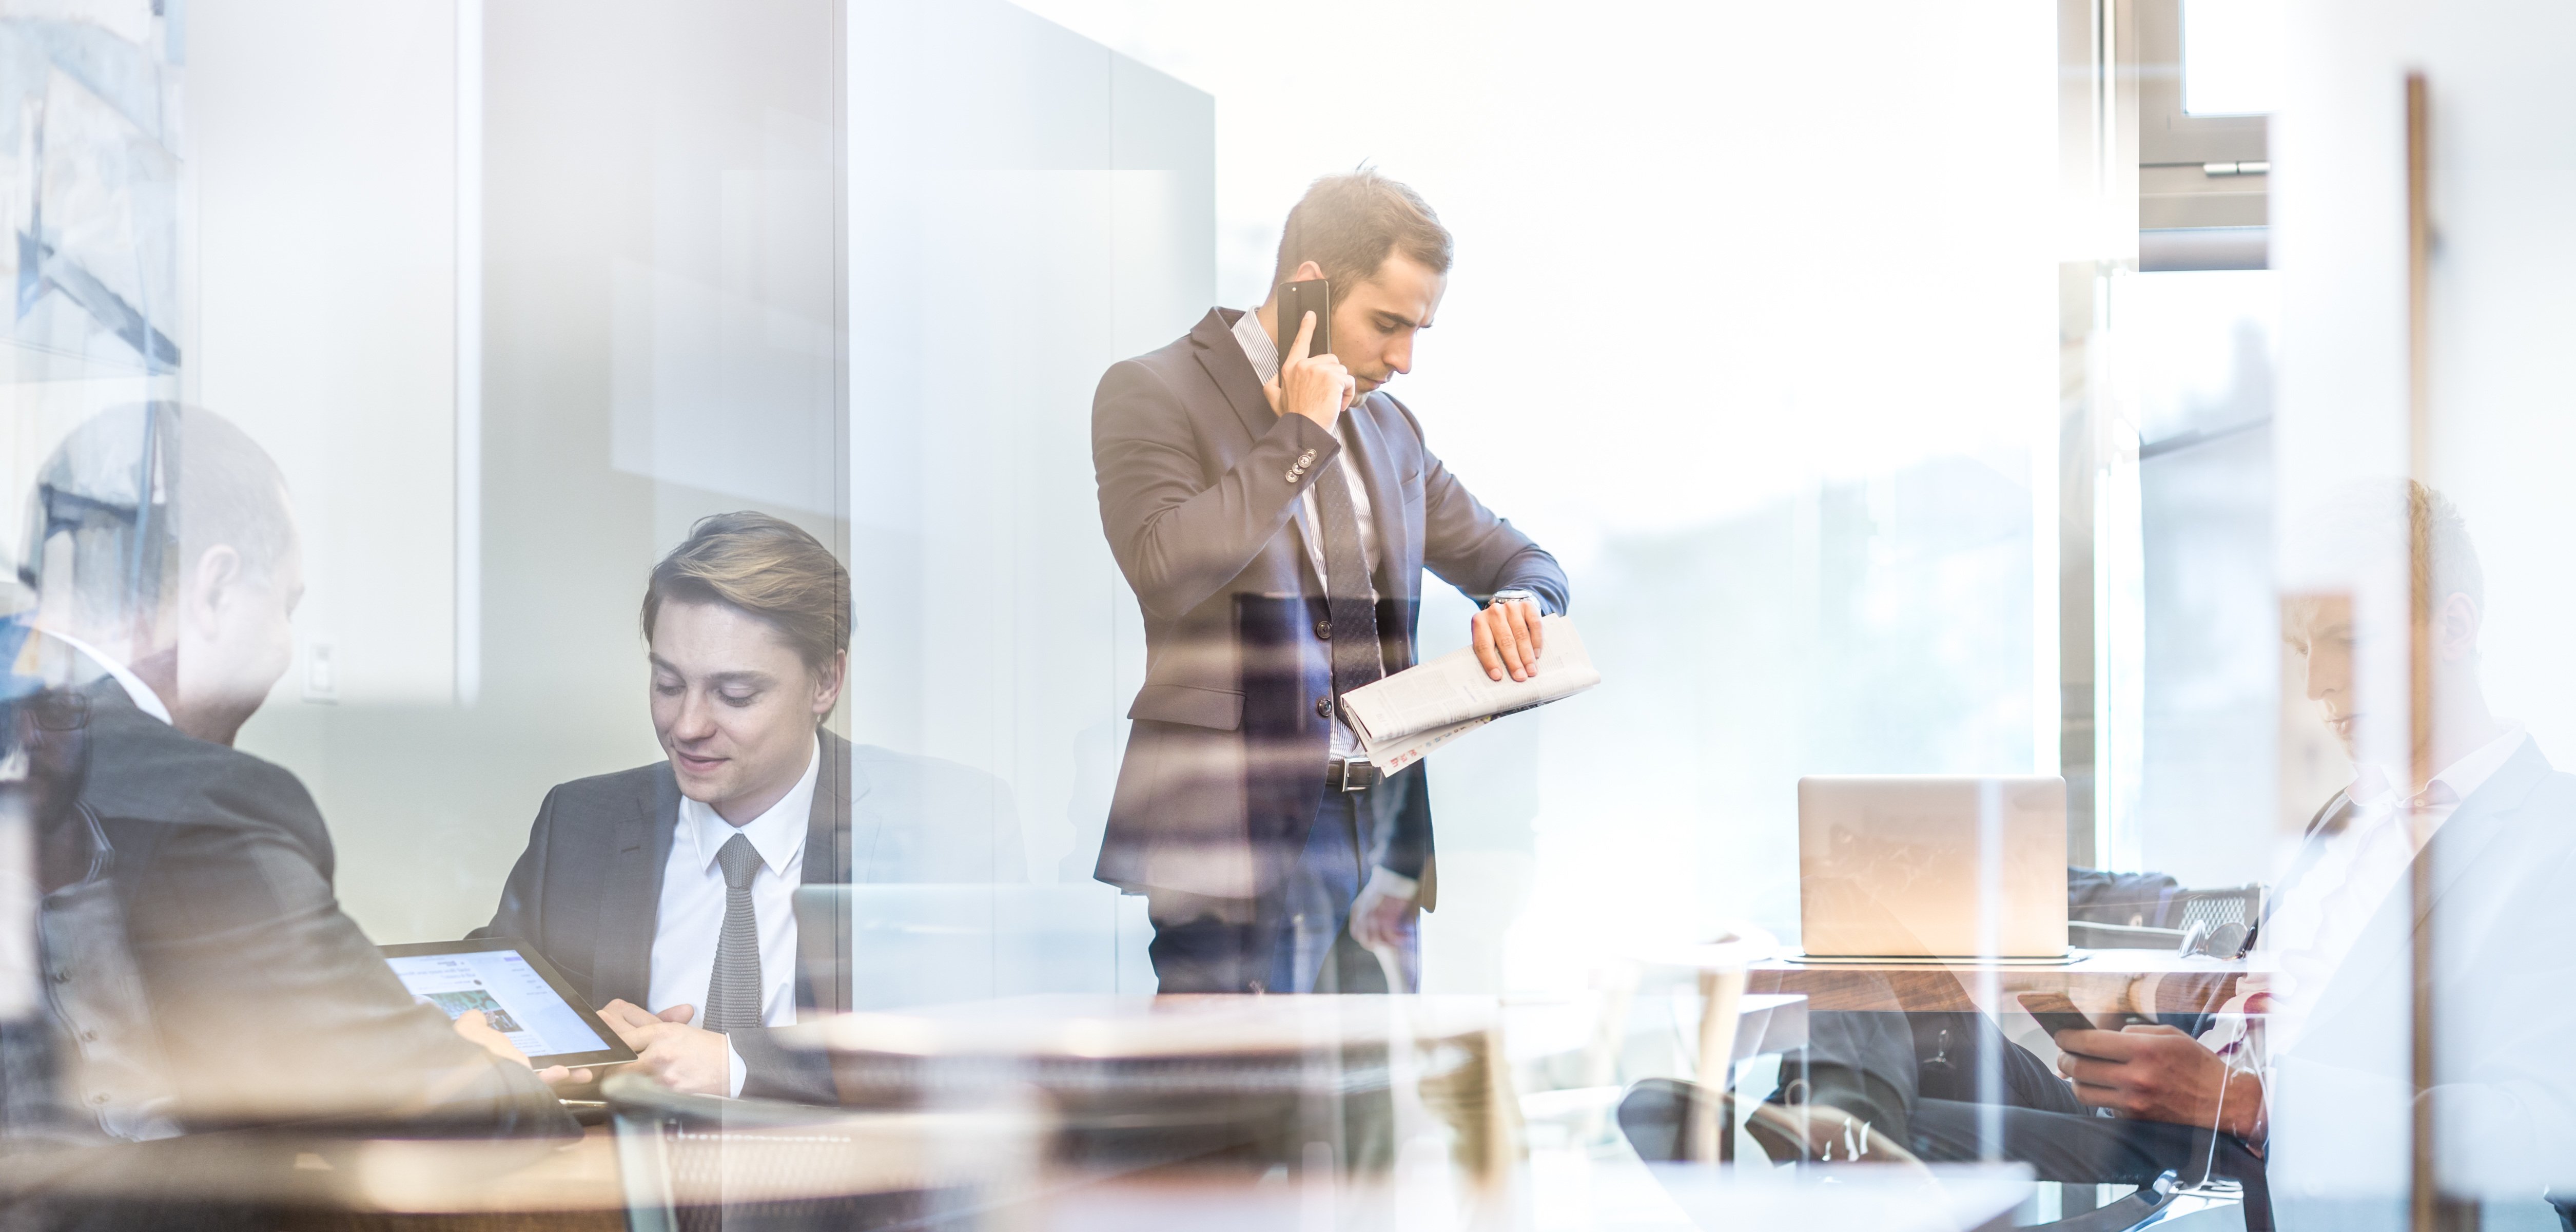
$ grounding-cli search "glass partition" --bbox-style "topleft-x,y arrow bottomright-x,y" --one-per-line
1,1 -> 2569,1227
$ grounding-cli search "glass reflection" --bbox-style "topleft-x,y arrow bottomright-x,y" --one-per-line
0,0 -> 2564,1227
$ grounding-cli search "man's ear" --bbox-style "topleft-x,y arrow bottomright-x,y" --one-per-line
2436,591 -> 2481,661
185,546 -> 244,636
811,649 -> 848,718
1263,261 -> 1327,306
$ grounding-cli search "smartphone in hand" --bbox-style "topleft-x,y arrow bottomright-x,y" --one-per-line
2018,991 -> 2151,1057
1277,278 -> 1331,360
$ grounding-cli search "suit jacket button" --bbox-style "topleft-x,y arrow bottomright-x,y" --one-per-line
1315,619 -> 1331,640
1315,696 -> 1333,719
1284,469 -> 1300,483
1298,449 -> 1317,466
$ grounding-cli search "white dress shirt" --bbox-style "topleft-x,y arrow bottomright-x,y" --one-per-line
2204,722 -> 2527,1057
38,628 -> 172,725
647,733 -> 819,1096
1232,307 -> 1379,762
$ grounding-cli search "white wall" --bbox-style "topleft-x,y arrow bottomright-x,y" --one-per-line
845,0 -> 1212,883
1006,0 -> 2062,984
2277,0 -> 2576,794
187,0 -> 852,942
190,0 -> 464,709
2273,0 -> 2576,1214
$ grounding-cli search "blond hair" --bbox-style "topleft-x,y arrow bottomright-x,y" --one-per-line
640,512 -> 849,671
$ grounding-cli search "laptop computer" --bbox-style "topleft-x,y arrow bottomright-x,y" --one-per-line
1794,775 -> 2070,962
794,883 -> 1158,1011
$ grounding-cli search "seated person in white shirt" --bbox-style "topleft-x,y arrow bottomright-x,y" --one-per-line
478,512 -> 1025,1101
1637,480 -> 2576,1229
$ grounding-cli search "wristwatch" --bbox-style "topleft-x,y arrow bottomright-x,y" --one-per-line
1489,588 -> 1538,611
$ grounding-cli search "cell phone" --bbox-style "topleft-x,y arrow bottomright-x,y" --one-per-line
2016,991 -> 2102,1042
1277,278 -> 1331,361
2017,992 -> 2151,1055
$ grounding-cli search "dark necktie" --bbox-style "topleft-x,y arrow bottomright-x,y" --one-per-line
700,832 -> 764,1032
1312,441 -> 1385,719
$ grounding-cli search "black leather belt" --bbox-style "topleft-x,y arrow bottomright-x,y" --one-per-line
1325,758 -> 1380,793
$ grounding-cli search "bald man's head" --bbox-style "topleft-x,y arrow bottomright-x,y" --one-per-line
21,403 -> 295,649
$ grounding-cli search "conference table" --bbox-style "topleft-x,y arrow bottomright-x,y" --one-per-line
1745,947 -> 2246,1016
0,990 -> 1906,1232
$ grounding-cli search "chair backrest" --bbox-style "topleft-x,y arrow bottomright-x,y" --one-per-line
602,1072 -> 1041,1232
2174,884 -> 2261,930
1614,1079 -> 2235,1232
2036,1170 -> 2182,1232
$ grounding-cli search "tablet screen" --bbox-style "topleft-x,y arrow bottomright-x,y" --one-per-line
383,941 -> 634,1067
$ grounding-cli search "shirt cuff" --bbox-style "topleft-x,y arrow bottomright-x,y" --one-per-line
726,1036 -> 748,1098
1362,865 -> 1419,904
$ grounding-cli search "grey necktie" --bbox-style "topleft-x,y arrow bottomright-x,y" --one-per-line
700,832 -> 764,1033
1312,441 -> 1385,715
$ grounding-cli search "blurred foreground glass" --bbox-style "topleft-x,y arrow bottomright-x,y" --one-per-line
2181,0 -> 2285,117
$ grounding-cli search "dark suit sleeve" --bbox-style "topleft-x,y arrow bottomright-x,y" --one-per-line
471,785 -> 560,944
110,758 -> 572,1135
727,1028 -> 836,1103
1094,356 -> 1343,624
1382,400 -> 1567,894
1376,762 -> 1434,886
1393,398 -> 1571,615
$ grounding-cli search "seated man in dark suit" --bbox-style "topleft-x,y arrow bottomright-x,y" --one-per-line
479,512 -> 1024,1101
12,404 -> 573,1136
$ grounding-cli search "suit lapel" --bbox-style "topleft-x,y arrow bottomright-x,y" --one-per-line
1189,309 -> 1280,451
2262,791 -> 2355,928
843,739 -> 884,879
1344,395 -> 1414,595
1194,306 -> 1331,596
594,764 -> 679,1005
1283,398 -> 1412,603
2296,738 -> 2551,1034
792,732 -> 855,1016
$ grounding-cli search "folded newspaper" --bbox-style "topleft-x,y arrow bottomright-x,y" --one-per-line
1339,614 -> 1601,774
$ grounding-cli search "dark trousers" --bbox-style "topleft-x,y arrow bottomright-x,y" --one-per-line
1147,786 -> 1419,995
1778,1000 -> 2271,1228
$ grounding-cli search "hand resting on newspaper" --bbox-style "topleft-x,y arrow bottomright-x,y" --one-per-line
1341,615 -> 1601,775
1471,596 -> 1545,682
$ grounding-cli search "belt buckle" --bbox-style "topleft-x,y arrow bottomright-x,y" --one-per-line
1335,758 -> 1378,793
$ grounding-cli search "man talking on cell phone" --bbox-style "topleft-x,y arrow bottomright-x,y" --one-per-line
1089,170 -> 1569,995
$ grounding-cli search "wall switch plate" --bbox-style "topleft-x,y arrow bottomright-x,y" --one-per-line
304,643 -> 338,703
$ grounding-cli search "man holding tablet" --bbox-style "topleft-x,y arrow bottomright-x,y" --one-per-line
382,941 -> 639,1075
479,513 -> 1022,1100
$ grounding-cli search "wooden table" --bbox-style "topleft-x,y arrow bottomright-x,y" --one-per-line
1746,948 -> 2243,1015
1020,1160 -> 2034,1231
788,993 -> 1525,1182
0,1106 -> 1042,1229
0,1131 -> 629,1230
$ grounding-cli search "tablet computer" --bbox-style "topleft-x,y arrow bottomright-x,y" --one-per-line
380,938 -> 638,1070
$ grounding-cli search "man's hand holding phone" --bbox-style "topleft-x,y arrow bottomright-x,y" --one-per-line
1266,304 -> 1355,430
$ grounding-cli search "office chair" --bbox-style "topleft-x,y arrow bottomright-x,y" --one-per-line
1614,1077 -> 2214,1232
602,1071 -> 1039,1232
2070,883 -> 2261,958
